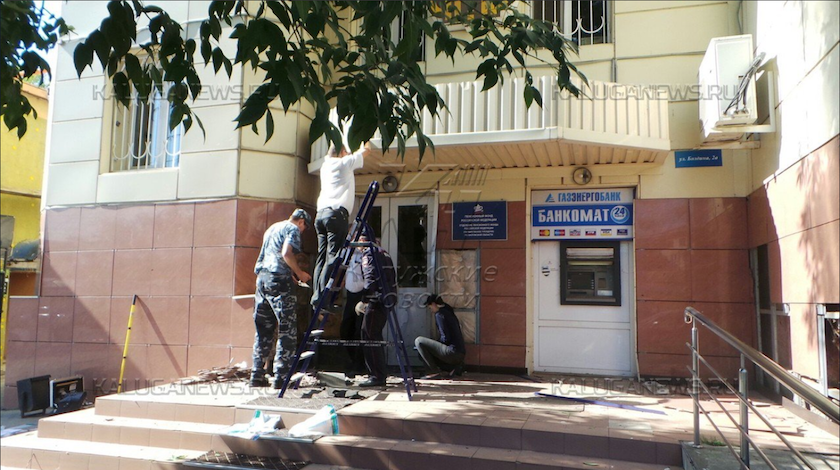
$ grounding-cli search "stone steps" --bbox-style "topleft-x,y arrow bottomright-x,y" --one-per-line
334,403 -> 685,466
0,432 -> 204,469
0,385 -> 686,470
224,434 -> 682,470
35,407 -> 233,452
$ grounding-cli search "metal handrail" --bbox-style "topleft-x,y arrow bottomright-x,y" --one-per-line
685,306 -> 840,470
685,306 -> 839,424
687,344 -> 817,469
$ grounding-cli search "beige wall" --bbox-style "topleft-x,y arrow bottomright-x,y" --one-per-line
741,1 -> 839,383
743,0 -> 839,186
49,1 -> 758,207
47,1 -> 313,207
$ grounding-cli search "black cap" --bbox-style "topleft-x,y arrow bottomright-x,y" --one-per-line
291,208 -> 312,227
421,293 -> 443,307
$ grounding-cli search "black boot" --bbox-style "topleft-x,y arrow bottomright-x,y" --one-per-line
250,375 -> 268,387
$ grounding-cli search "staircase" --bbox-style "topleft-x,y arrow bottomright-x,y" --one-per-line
1,380 -> 685,470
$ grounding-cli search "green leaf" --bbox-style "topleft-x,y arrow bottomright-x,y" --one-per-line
266,2 -> 292,28
212,47 -> 224,73
223,56 -> 232,77
112,71 -> 131,107
531,87 -> 543,107
73,43 -> 93,77
236,84 -> 273,128
169,103 -> 184,132
193,112 -> 206,138
15,118 -> 28,139
186,69 -> 201,99
124,54 -> 141,81
107,53 -> 120,77
308,112 -> 330,145
87,30 -> 111,68
185,39 -> 196,58
200,39 -> 212,64
264,109 -> 274,143
209,17 -> 222,40
482,71 -> 499,92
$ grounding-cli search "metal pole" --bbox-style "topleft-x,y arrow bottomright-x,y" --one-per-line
692,322 -> 700,446
817,304 -> 828,397
118,295 -> 138,394
739,355 -> 750,467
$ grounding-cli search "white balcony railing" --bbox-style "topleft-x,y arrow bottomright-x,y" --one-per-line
310,76 -> 670,172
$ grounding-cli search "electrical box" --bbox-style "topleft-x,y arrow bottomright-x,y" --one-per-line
17,375 -> 51,418
698,35 -> 758,141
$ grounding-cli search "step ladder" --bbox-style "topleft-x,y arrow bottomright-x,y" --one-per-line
277,181 -> 417,400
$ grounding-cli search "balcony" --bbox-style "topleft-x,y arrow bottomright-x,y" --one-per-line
309,76 -> 671,174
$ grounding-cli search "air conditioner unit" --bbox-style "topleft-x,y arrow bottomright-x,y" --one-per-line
698,35 -> 759,142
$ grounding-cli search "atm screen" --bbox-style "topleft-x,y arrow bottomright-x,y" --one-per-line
568,271 -> 594,290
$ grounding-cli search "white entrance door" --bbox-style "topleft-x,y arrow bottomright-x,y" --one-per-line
533,241 -> 636,376
365,196 -> 436,366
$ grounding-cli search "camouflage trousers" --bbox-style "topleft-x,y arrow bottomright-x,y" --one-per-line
252,271 -> 297,381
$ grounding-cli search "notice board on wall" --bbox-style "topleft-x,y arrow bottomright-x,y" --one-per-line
452,201 -> 507,241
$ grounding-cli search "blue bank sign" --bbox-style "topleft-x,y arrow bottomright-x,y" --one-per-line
531,188 -> 634,240
675,149 -> 722,168
453,201 -> 507,241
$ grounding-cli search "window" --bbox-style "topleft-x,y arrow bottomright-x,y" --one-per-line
396,205 -> 428,288
531,0 -> 610,45
110,82 -> 183,172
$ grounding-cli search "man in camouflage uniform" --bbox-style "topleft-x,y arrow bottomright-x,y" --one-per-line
251,208 -> 312,388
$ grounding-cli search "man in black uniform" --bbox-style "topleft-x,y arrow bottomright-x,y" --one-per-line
415,294 -> 466,380
356,236 -> 397,387
251,208 -> 312,388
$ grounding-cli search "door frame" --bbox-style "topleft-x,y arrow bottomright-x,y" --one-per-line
363,192 -> 439,365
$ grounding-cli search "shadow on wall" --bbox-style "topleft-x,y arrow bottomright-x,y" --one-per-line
795,142 -> 839,309
750,136 -> 840,386
796,138 -> 840,385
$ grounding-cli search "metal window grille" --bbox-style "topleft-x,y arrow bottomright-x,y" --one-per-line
110,86 -> 182,172
531,0 -> 610,46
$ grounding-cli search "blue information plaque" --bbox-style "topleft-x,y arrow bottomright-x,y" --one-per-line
452,201 -> 507,241
675,149 -> 722,168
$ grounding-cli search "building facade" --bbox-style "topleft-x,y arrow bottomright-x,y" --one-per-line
2,1 -> 837,408
1,82 -> 49,362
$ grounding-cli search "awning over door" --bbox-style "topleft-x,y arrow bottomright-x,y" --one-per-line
309,77 -> 671,175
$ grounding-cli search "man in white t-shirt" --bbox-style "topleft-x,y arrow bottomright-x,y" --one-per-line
311,143 -> 367,309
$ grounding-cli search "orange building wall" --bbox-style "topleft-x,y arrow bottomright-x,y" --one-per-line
634,197 -> 756,380
2,198 -> 316,409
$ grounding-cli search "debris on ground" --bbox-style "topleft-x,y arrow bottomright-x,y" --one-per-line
176,361 -> 251,385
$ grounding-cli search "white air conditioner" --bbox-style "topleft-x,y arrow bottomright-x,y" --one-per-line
698,35 -> 759,142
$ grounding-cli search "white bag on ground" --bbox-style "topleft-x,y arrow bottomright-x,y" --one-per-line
225,409 -> 285,440
288,405 -> 339,438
